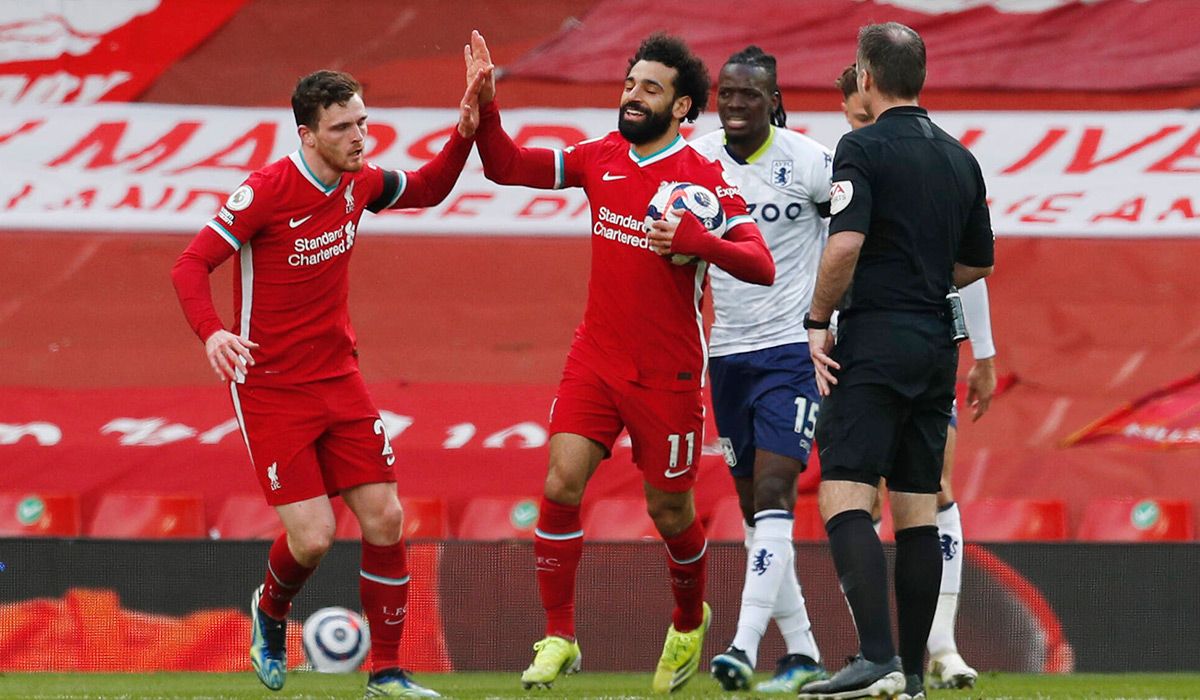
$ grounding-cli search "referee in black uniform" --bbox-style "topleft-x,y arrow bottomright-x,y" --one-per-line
798,23 -> 994,700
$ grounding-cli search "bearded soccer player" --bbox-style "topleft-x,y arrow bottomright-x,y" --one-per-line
464,31 -> 774,693
688,46 -> 832,694
837,62 -> 998,692
171,69 -> 487,698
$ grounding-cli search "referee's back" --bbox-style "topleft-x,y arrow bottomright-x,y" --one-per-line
830,105 -> 993,316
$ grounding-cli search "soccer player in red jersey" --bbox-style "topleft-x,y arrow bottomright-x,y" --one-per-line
171,68 -> 488,698
464,31 -> 775,693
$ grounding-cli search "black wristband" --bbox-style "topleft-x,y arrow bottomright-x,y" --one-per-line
803,312 -> 831,330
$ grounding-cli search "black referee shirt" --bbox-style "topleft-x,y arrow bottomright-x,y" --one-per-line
828,105 -> 994,316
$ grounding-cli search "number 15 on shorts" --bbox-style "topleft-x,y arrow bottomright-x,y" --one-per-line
795,396 -> 818,444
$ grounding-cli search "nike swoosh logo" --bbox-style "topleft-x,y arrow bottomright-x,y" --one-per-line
288,214 -> 313,228
664,467 -> 690,479
383,618 -> 404,625
602,172 -> 626,181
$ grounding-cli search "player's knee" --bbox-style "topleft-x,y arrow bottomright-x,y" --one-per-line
646,499 -> 691,538
543,466 -> 586,505
291,527 -> 334,564
358,499 -> 404,544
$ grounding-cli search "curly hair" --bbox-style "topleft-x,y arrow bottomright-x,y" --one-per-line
292,70 -> 362,130
725,45 -> 787,128
626,33 -> 710,122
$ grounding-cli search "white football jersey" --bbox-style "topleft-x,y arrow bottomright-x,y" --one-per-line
691,126 -> 833,357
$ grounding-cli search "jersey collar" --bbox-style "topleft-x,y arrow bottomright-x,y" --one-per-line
288,151 -> 338,195
627,133 -> 687,168
723,125 -> 775,165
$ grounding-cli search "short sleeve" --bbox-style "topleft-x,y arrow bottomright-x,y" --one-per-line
957,158 -> 995,267
713,162 -> 753,230
828,136 -> 872,236
363,163 -> 406,213
807,142 -> 834,216
558,136 -> 602,189
205,173 -> 271,250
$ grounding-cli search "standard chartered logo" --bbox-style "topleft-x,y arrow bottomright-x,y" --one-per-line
593,206 -> 653,251
289,221 -> 356,267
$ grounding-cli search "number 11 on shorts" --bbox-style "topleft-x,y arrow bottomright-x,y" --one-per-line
667,431 -> 696,469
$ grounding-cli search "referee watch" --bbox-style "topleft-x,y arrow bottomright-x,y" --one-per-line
803,313 -> 831,330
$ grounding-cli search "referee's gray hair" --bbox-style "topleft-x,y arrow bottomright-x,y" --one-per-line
856,22 -> 925,100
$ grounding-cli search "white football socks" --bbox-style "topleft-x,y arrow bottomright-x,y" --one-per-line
772,548 -> 821,662
927,502 -> 964,656
732,511 -> 813,667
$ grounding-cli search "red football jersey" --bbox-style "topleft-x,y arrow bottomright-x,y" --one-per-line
174,129 -> 472,385
175,152 -> 405,384
557,132 -> 760,391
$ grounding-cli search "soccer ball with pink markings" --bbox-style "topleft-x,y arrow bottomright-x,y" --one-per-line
645,181 -> 727,265
302,606 -> 370,673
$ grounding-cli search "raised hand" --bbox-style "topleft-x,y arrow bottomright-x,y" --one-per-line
464,29 -> 496,105
458,65 -> 491,137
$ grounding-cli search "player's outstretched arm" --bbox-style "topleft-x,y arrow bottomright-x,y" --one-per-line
389,70 -> 489,210
465,31 -> 561,188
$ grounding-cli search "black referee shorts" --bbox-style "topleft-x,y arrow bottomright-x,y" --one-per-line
814,311 -> 958,493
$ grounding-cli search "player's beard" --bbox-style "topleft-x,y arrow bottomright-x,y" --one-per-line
618,101 -> 672,145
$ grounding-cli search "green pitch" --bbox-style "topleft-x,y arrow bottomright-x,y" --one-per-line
3,672 -> 1200,699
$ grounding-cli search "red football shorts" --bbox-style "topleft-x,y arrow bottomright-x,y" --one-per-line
549,356 -> 705,493
228,372 -> 397,505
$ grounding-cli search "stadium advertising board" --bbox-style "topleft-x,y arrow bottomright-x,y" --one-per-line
0,107 -> 1198,237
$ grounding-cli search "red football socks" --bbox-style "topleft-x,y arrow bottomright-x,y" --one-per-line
259,533 -> 316,621
360,538 -> 410,672
534,497 -> 584,640
664,517 -> 708,632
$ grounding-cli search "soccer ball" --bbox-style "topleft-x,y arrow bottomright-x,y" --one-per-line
644,181 -> 727,265
302,607 -> 370,673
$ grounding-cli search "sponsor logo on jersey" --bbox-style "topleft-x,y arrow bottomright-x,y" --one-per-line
288,214 -> 313,228
217,207 -> 235,226
593,205 -> 655,251
601,171 -> 627,181
715,184 -> 741,199
289,221 -> 356,267
772,159 -> 794,187
830,180 -> 853,215
226,184 -> 254,212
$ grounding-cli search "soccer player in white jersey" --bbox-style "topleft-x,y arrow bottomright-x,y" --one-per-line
691,46 -> 831,694
837,63 -> 998,691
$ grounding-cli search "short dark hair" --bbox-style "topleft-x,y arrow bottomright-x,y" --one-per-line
857,22 -> 925,99
725,45 -> 787,128
626,33 -> 710,122
835,64 -> 858,99
292,70 -> 362,130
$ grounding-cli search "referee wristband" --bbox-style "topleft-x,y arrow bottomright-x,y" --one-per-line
803,313 -> 831,330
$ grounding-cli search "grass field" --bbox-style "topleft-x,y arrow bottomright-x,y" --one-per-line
3,672 -> 1200,699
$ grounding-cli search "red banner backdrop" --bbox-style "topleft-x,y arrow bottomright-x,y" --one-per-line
1065,372 -> 1200,450
506,0 -> 1200,92
0,0 -> 247,105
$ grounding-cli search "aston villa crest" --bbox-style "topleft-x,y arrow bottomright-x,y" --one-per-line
772,159 -> 793,187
